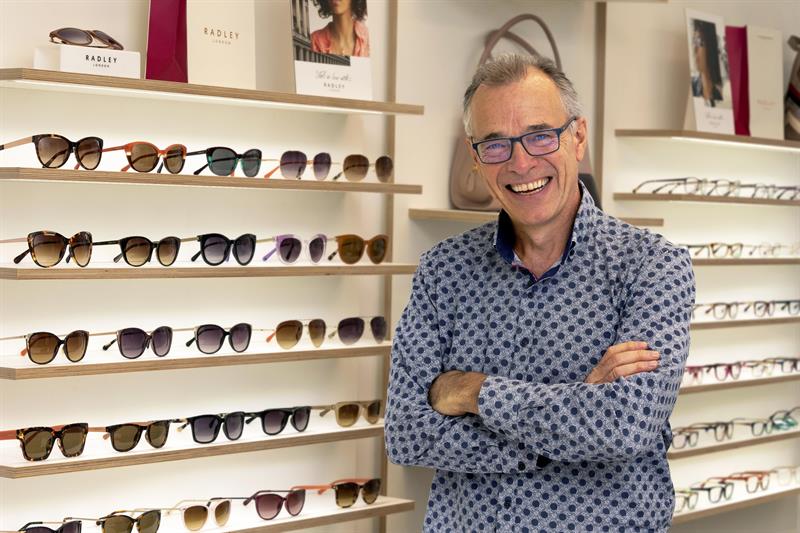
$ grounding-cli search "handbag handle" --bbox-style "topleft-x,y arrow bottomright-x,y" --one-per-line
479,14 -> 561,69
485,29 -> 538,58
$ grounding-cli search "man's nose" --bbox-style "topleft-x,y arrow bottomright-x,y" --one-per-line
506,139 -> 540,174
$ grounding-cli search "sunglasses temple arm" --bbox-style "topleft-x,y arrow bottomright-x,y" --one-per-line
262,246 -> 277,262
193,163 -> 210,176
190,249 -> 203,262
102,338 -> 117,351
12,248 -> 30,264
185,337 -> 196,347
263,165 -> 280,179
0,430 -> 17,440
332,171 -> 343,180
0,136 -> 33,151
327,249 -> 338,261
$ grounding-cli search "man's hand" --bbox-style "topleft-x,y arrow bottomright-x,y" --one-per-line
584,341 -> 660,384
429,370 -> 487,416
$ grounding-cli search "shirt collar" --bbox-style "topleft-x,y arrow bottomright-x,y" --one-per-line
494,181 -> 597,267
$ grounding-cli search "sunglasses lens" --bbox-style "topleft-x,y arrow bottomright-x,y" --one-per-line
233,234 -> 256,265
335,483 -> 359,508
279,150 -> 307,179
309,235 -> 326,263
138,511 -> 160,533
27,332 -> 60,364
191,415 -> 221,443
164,145 -> 185,174
62,523 -> 82,533
196,325 -> 225,354
147,420 -> 170,448
103,516 -> 134,533
122,236 -> 152,266
375,155 -> 393,182
313,152 -> 332,180
275,320 -> 303,349
308,319 -> 326,347
183,505 -> 208,531
278,236 -> 302,263
337,403 -> 360,427
69,231 -> 93,267
60,424 -> 88,456
229,323 -> 252,352
129,142 -> 159,172
64,330 -> 89,362
293,407 -> 310,431
337,317 -> 365,345
30,232 -> 67,267
151,326 -> 173,357
21,429 -> 55,460
75,137 -> 102,170
241,149 -> 262,177
337,235 -> 365,264
367,236 -> 388,264
201,234 -> 229,265
255,493 -> 283,520
214,500 -> 231,525
366,400 -> 381,424
109,424 -> 140,452
208,147 -> 237,176
363,478 -> 381,504
343,154 -> 369,181
57,27 -> 92,44
36,135 -> 71,168
262,410 -> 288,435
286,490 -> 306,515
223,412 -> 245,440
117,327 -> 148,358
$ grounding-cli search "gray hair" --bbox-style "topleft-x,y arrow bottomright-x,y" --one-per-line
462,53 -> 583,137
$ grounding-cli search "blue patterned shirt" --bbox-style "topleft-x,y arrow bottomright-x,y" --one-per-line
385,184 -> 695,532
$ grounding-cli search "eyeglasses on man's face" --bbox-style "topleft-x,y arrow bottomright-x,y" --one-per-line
471,117 -> 576,164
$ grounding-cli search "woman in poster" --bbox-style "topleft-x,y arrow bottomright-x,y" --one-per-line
691,19 -> 723,107
311,0 -> 370,57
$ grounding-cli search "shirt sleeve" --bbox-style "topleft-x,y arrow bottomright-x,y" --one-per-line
477,243 -> 695,463
384,253 -> 542,474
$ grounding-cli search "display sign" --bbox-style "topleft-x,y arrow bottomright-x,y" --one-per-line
34,44 -> 141,79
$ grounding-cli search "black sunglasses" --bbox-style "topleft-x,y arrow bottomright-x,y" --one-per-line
178,412 -> 245,444
245,406 -> 311,435
188,147 -> 262,177
185,323 -> 254,354
189,233 -> 260,266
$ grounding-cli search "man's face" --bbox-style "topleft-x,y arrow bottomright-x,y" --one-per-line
468,69 -> 587,230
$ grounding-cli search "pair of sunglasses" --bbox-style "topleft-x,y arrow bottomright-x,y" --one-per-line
3,230 -> 93,268
103,142 -> 186,174
96,235 -> 183,267
297,478 -> 381,508
177,412 -> 245,444
263,151 -> 393,182
102,326 -> 177,359
9,330 -> 90,365
88,511 -> 160,533
189,233 -> 270,266
0,134 -> 103,170
265,316 -> 387,349
17,522 -> 81,533
162,499 -> 231,531
185,323 -> 260,354
328,234 -> 388,264
0,423 -> 88,461
241,489 -> 306,520
246,406 -> 311,436
50,27 -> 123,49
314,400 -> 382,427
98,420 -> 177,453
188,147 -> 262,177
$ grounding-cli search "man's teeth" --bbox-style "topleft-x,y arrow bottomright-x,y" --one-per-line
510,177 -> 550,193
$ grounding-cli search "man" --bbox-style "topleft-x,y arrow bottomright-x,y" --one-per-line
385,53 -> 695,532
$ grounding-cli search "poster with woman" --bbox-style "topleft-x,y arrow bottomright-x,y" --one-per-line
683,9 -> 734,134
289,0 -> 372,99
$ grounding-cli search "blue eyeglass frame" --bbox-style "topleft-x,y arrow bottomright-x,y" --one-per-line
471,116 -> 577,164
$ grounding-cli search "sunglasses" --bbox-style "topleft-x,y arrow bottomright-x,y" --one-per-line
50,27 -> 123,49
93,236 -> 182,267
186,323 -> 256,354
188,147 -> 262,177
262,234 -> 327,264
332,155 -> 394,182
314,400 -> 382,427
101,142 -> 186,174
2,230 -> 93,268
189,233 -> 266,266
102,327 -> 175,358
328,316 -> 388,345
263,151 -> 332,180
91,511 -> 161,533
245,406 -> 311,435
242,489 -> 306,520
0,423 -> 88,461
3,330 -> 91,365
266,319 -> 327,349
17,522 -> 82,533
99,420 -> 178,452
0,134 -> 103,170
177,412 -> 245,444
161,499 -> 232,531
298,478 -> 381,508
327,234 -> 388,264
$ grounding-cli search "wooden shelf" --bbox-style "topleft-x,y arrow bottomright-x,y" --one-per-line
616,129 -> 800,152
408,208 -> 664,227
691,317 -> 800,331
671,486 -> 800,525
691,258 -> 800,266
0,263 -> 417,280
0,424 -> 384,479
228,497 -> 415,532
614,192 -> 800,208
680,373 -> 800,395
0,344 -> 390,380
0,167 -> 423,195
668,430 -> 800,460
0,68 -> 425,116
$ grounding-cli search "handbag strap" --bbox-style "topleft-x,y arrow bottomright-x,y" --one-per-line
485,29 -> 538,58
478,14 -> 561,69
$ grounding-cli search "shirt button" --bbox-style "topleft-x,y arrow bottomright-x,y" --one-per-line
518,461 -> 526,471
503,498 -> 512,509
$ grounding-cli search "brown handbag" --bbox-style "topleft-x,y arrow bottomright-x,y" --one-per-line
449,14 -> 594,211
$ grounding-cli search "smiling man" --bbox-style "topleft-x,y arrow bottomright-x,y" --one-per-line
385,53 -> 696,532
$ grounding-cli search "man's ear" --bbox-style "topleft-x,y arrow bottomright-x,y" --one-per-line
573,117 -> 588,163
464,136 -> 480,167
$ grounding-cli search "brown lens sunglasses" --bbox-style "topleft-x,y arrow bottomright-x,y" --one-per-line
49,27 -> 123,50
